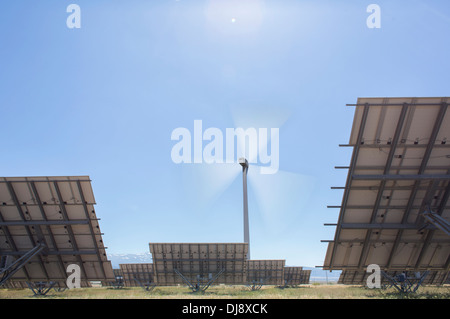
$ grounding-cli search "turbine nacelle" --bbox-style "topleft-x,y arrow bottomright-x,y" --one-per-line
239,157 -> 249,170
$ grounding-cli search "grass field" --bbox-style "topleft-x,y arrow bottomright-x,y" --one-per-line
1,284 -> 449,299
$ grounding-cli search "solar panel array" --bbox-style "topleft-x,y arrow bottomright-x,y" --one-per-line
323,97 -> 450,275
0,176 -> 115,286
114,248 -> 310,289
149,243 -> 248,286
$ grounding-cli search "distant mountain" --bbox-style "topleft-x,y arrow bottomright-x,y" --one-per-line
108,253 -> 341,283
306,267 -> 341,283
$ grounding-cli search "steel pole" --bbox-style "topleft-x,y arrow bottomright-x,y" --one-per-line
242,163 -> 250,259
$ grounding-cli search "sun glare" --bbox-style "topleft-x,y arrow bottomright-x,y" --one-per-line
205,0 -> 265,35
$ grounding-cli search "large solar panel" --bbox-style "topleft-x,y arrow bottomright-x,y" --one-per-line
246,260 -> 285,286
149,243 -> 248,288
283,267 -> 311,286
323,97 -> 450,274
300,269 -> 312,284
0,176 -> 115,287
283,266 -> 302,286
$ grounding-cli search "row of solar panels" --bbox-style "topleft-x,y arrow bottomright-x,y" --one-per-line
1,241 -> 310,287
115,262 -> 311,287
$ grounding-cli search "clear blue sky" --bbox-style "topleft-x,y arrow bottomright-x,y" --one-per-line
1,1 -> 449,267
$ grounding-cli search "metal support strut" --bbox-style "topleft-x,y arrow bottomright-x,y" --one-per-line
26,281 -> 56,296
381,271 -> 429,293
134,276 -> 156,292
174,268 -> 225,293
0,243 -> 46,286
421,205 -> 450,236
246,275 -> 272,291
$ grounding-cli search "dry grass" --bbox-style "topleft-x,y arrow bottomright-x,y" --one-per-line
1,284 -> 449,299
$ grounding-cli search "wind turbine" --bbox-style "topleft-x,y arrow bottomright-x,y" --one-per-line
178,105 -> 315,261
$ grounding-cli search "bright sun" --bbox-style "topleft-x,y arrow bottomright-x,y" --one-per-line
205,0 -> 265,35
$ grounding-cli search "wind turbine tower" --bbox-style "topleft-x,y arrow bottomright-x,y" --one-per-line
239,157 -> 250,259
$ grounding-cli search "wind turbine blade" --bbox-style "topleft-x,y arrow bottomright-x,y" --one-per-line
181,163 -> 241,211
229,102 -> 290,164
230,101 -> 291,129
248,168 -> 316,233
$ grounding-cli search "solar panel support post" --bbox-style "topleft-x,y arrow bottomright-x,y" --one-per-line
26,281 -> 56,296
109,276 -> 124,289
239,157 -> 250,260
133,275 -> 156,292
421,205 -> 450,236
246,275 -> 271,291
174,268 -> 225,292
133,277 -> 156,292
381,271 -> 430,293
198,268 -> 225,292
281,276 -> 291,289
0,243 -> 46,286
